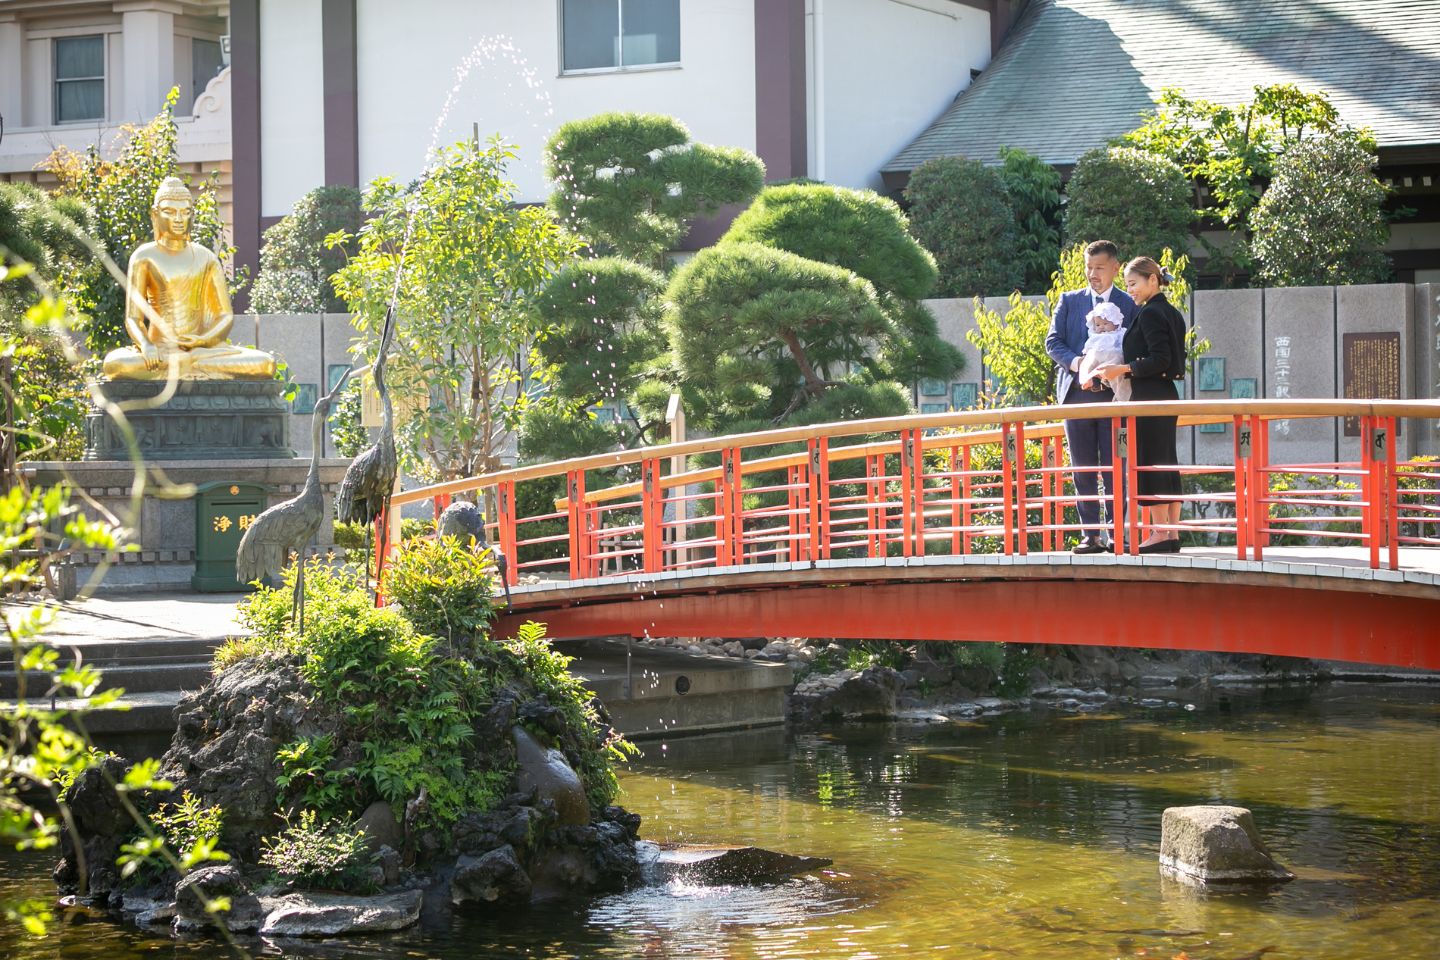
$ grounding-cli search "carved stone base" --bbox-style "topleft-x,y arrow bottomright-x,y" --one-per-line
85,380 -> 294,461
21,458 -> 351,594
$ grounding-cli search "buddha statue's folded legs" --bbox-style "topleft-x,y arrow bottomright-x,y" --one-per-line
102,343 -> 278,381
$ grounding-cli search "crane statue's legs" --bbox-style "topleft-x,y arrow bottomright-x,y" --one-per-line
290,549 -> 308,637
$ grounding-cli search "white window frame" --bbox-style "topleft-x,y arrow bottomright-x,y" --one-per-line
558,0 -> 681,77
53,34 -> 106,125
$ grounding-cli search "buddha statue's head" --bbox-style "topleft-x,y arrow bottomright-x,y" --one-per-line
151,177 -> 194,244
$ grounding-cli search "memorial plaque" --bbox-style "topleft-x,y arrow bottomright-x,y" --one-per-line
1342,332 -> 1401,437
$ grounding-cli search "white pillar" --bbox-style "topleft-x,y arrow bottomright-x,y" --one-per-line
117,2 -> 179,122
0,16 -> 22,128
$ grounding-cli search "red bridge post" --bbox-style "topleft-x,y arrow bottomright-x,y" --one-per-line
496,480 -> 517,586
566,469 -> 587,580
641,457 -> 663,573
720,447 -> 742,566
808,437 -> 831,561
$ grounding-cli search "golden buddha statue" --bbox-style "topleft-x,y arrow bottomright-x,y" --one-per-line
102,177 -> 276,381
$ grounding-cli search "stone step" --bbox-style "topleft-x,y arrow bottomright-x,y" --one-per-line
2,636 -> 224,668
0,661 -> 212,699
9,690 -> 187,736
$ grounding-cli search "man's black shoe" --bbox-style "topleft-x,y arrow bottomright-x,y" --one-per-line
1072,536 -> 1108,555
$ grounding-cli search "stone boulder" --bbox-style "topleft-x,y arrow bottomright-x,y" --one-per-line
513,726 -> 590,826
173,864 -> 264,932
356,800 -> 404,853
791,666 -> 903,722
451,845 -> 532,904
1158,805 -> 1294,884
258,890 -> 423,936
637,843 -> 832,885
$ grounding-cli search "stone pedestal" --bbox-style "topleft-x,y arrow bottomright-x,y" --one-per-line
22,458 -> 350,593
84,380 -> 294,461
1158,805 -> 1294,884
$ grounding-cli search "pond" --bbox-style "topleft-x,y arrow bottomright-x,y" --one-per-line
2,683 -> 1437,958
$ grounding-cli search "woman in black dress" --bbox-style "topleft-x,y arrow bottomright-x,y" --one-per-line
1094,257 -> 1186,553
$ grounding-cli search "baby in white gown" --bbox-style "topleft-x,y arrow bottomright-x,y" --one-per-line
1077,301 -> 1130,402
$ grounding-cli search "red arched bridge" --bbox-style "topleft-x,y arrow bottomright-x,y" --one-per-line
377,400 -> 1440,671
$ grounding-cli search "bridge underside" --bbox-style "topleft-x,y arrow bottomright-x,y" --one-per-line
496,562 -> 1440,671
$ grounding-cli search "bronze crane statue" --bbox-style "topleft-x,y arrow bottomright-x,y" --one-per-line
236,367 -> 352,631
335,306 -> 398,581
436,498 -> 511,607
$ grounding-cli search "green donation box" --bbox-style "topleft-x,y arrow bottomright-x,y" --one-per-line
192,481 -> 269,592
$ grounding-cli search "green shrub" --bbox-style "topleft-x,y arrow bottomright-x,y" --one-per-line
119,790 -> 227,882
329,374 -> 369,459
249,185 -> 362,314
229,557 -> 632,831
384,537 -> 500,649
545,111 -> 764,264
1063,147 -> 1193,261
332,520 -> 368,552
274,735 -> 349,813
726,182 -> 938,299
997,146 -> 1063,293
1251,134 -> 1390,287
905,155 -> 1022,298
938,641 -> 1006,674
260,810 -> 376,892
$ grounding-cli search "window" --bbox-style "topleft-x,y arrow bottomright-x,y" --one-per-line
54,35 -> 105,123
192,38 -> 224,99
562,0 -> 679,73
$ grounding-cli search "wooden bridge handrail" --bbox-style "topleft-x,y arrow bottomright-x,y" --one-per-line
390,399 -> 1440,508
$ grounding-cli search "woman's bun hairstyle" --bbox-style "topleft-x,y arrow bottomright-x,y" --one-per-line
1125,256 -> 1170,287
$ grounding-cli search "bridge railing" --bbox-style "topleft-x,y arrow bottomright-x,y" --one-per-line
381,400 -> 1440,588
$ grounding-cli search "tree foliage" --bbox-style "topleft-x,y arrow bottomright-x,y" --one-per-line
1063,147 -> 1193,263
904,155 -> 1023,298
666,241 -> 890,427
544,112 -> 765,265
532,256 -> 666,412
0,185 -> 96,459
727,182 -> 938,299
997,146 -> 1063,293
1122,84 -> 1362,282
533,113 -> 765,458
330,138 -> 581,481
1250,134 -> 1391,287
667,183 -> 961,431
249,185 -> 362,314
44,87 -> 229,353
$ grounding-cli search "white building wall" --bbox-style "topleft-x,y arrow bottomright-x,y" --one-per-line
258,0 -> 325,217
351,0 -> 756,206
811,0 -> 991,190
1,6 -> 226,176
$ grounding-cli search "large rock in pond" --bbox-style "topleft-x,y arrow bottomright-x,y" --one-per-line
512,726 -> 589,826
451,845 -> 532,904
1158,805 -> 1294,884
173,864 -> 264,932
636,842 -> 832,884
791,666 -> 904,722
258,890 -> 423,936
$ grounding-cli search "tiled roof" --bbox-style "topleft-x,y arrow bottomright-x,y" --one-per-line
885,0 -> 1440,174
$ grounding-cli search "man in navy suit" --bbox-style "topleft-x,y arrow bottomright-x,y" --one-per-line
1044,239 -> 1138,553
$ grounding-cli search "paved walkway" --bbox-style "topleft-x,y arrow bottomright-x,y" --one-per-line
35,592 -> 246,646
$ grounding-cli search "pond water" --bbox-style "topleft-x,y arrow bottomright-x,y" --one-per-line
2,683 -> 1437,959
